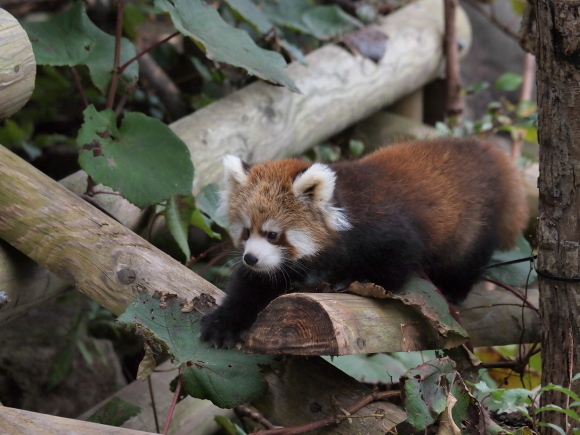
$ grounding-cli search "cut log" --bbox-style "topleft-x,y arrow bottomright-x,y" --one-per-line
0,9 -> 36,118
244,284 -> 539,355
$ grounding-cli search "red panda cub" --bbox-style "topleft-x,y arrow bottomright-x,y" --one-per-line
200,138 -> 529,348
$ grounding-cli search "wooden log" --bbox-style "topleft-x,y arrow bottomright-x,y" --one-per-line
0,9 -> 36,118
0,407 -> 154,435
244,285 -> 539,355
0,145 -> 223,316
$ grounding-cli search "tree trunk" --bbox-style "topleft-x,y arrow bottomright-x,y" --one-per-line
535,1 -> 580,432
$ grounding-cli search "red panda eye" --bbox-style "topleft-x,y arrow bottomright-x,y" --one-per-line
266,231 -> 278,241
242,228 -> 250,240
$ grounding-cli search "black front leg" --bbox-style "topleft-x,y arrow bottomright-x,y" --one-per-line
200,267 -> 288,348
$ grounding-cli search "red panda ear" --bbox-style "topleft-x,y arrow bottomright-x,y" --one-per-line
292,163 -> 336,203
223,155 -> 249,192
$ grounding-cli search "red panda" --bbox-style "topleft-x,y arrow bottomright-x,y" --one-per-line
200,138 -> 529,348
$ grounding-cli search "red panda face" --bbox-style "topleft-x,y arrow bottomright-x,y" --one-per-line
220,155 -> 351,273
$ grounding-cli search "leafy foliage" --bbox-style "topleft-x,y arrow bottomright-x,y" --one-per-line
22,2 -> 138,94
486,235 -> 537,287
117,292 -> 273,408
155,0 -> 299,92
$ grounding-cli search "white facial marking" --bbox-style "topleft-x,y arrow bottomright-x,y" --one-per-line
286,229 -> 319,258
244,236 -> 282,271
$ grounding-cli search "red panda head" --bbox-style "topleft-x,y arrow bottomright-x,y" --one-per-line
220,155 -> 351,273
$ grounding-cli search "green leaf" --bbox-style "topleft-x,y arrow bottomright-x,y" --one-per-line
166,195 -> 194,262
348,139 -> 365,158
487,235 -> 536,286
302,6 -> 363,40
494,72 -> 523,92
538,422 -> 567,435
190,208 -> 222,240
155,0 -> 299,93
117,292 -> 273,408
77,105 -> 194,208
196,183 -> 228,229
86,397 -> 141,426
535,405 -> 580,421
261,0 -> 313,34
401,357 -> 456,430
464,81 -> 489,94
223,0 -> 273,34
214,415 -> 247,435
538,384 -> 580,403
323,351 -> 437,384
22,2 -> 138,94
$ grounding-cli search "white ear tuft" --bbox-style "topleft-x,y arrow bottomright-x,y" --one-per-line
292,163 -> 336,203
223,155 -> 249,192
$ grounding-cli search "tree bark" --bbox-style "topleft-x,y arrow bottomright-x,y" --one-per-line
535,1 -> 580,432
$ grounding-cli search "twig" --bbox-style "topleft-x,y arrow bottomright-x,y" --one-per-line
254,390 -> 400,435
444,0 -> 463,119
163,372 -> 182,435
147,375 -> 160,434
70,66 -> 89,108
118,31 -> 180,74
483,277 -> 539,313
462,0 -> 520,41
234,405 -> 280,430
106,0 -> 125,110
187,239 -> 233,268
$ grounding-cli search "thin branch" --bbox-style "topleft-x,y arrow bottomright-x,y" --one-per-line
106,0 -> 126,110
483,277 -> 539,313
118,31 -> 180,74
70,66 -> 89,108
147,376 -> 160,434
234,405 -> 280,430
462,0 -> 520,41
163,372 -> 181,435
254,390 -> 400,435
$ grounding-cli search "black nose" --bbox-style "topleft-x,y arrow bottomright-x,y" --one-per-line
244,253 -> 258,266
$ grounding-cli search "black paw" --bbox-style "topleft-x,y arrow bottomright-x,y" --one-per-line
200,309 -> 248,349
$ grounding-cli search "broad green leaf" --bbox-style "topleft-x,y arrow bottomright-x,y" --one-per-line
86,397 -> 141,426
22,3 -> 138,94
166,195 -> 194,262
302,6 -> 363,40
494,72 -> 523,92
77,105 -> 194,208
486,235 -> 536,286
223,0 -> 307,64
155,0 -> 299,93
401,357 -> 456,430
215,415 -> 247,435
117,292 -> 273,408
261,0 -> 313,34
538,422 -> 567,435
223,0 -> 273,34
